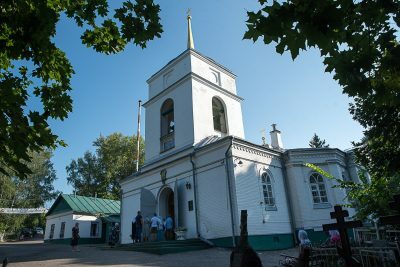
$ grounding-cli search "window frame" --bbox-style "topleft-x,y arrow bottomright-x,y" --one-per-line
59,222 -> 66,239
49,224 -> 55,239
90,222 -> 99,237
160,98 -> 175,152
261,172 -> 277,211
212,97 -> 228,134
309,172 -> 331,208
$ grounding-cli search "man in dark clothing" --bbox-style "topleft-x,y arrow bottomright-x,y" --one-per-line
70,223 -> 80,251
109,223 -> 120,247
135,210 -> 143,243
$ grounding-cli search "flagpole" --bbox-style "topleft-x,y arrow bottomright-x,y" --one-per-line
136,100 -> 142,172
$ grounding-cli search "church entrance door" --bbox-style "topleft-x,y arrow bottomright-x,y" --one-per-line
158,187 -> 174,220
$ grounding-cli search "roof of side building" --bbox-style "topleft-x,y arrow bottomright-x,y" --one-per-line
46,194 -> 120,217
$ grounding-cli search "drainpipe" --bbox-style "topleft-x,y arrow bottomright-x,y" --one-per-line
190,152 -> 200,238
224,137 -> 236,247
281,154 -> 297,244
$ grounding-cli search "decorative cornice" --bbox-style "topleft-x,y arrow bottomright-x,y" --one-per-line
191,73 -> 243,101
146,49 -> 236,84
190,49 -> 236,78
285,148 -> 346,162
147,50 -> 190,83
232,143 -> 278,159
143,73 -> 191,107
143,72 -> 243,108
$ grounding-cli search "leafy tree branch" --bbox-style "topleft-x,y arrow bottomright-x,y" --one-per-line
0,0 -> 162,178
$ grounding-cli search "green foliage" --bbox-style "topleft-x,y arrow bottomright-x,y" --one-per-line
305,163 -> 400,221
351,101 -> 400,178
246,0 -> 400,219
0,150 -> 59,236
66,133 -> 144,200
0,0 -> 162,178
245,1 -> 399,103
309,133 -> 329,148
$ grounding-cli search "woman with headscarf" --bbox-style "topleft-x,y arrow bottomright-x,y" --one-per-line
298,230 -> 312,250
280,230 -> 312,266
329,230 -> 341,246
70,223 -> 80,252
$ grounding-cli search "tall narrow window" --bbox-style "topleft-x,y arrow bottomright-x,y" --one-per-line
49,224 -> 55,239
310,173 -> 328,203
160,99 -> 175,151
261,172 -> 275,207
90,222 -> 99,237
212,97 -> 227,133
59,222 -> 65,238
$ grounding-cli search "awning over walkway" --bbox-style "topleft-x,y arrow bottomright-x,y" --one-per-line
101,214 -> 120,223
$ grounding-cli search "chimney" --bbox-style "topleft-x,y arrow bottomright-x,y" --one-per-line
270,124 -> 283,150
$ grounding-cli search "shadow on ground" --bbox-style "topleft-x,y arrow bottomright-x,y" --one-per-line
0,240 -> 297,267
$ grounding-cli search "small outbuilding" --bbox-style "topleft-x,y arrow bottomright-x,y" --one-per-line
44,194 -> 120,244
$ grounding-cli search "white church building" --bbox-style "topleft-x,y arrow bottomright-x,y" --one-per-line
120,15 -> 361,250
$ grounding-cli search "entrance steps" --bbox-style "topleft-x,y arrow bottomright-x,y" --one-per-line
113,239 -> 212,255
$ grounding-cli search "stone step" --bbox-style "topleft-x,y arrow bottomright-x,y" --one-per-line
109,239 -> 212,255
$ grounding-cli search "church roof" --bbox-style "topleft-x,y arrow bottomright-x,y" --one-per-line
194,135 -> 225,149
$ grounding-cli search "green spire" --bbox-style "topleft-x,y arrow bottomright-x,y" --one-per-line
187,9 -> 195,49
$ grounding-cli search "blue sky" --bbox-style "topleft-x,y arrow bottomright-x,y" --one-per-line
48,0 -> 364,195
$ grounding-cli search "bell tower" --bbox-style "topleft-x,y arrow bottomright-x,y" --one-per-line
143,14 -> 245,163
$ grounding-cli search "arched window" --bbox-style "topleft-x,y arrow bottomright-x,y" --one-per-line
160,99 -> 175,151
309,173 -> 328,203
261,173 -> 274,206
212,97 -> 227,133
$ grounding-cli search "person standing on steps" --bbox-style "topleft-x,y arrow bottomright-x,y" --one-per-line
165,215 -> 174,240
135,210 -> 144,243
150,213 -> 161,241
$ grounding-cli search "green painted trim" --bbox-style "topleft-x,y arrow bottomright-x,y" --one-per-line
302,229 -> 328,245
210,233 -> 294,251
44,238 -> 104,245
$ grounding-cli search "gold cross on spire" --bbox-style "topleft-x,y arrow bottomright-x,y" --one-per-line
186,9 -> 194,49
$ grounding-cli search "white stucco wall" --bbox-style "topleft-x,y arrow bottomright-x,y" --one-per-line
194,143 -> 233,240
120,193 -> 140,244
45,211 -> 73,240
232,144 -> 292,236
285,149 -> 355,230
192,79 -> 245,143
143,49 -> 243,163
190,52 -> 237,94
45,212 -> 102,240
147,52 -> 191,99
73,214 -> 102,238
120,155 -> 198,244
144,79 -> 194,162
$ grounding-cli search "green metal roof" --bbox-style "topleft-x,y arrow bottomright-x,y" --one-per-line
46,194 -> 120,216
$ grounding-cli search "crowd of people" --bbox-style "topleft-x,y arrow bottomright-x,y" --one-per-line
131,211 -> 175,243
